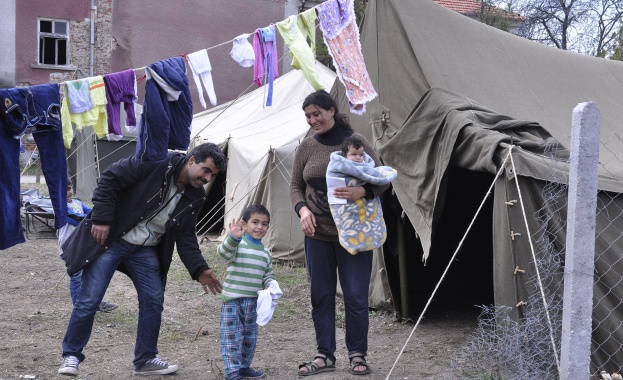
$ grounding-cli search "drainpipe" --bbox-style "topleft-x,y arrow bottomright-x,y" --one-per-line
89,0 -> 96,76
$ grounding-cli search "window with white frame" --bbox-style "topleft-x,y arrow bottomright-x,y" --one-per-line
38,19 -> 69,66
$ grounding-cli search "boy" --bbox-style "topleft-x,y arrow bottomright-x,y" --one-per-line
57,177 -> 117,312
218,205 -> 274,380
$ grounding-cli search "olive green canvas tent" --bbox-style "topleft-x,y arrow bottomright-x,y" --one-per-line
332,0 -> 623,372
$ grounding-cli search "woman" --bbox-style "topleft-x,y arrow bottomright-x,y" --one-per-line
290,90 -> 389,376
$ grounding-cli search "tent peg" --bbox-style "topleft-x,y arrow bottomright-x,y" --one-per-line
505,199 -> 517,206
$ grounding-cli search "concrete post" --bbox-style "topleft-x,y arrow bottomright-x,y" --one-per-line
559,102 -> 601,379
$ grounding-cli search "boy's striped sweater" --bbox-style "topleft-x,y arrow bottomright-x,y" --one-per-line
217,234 -> 274,302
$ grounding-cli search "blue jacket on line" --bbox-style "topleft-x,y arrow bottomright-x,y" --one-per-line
136,56 -> 193,162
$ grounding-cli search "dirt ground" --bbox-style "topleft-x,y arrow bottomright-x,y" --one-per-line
0,228 -> 479,380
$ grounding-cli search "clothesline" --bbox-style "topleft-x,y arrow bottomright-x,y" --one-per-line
131,1 -> 323,73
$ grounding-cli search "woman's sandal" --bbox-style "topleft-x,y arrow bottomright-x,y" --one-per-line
349,355 -> 371,376
297,354 -> 336,376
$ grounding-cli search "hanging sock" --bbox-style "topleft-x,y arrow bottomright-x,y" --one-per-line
316,0 -> 377,114
276,15 -> 323,90
230,33 -> 255,68
187,49 -> 218,109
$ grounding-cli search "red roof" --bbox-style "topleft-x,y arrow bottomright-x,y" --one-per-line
434,0 -> 481,14
434,0 -> 523,20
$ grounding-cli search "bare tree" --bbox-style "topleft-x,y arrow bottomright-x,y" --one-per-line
497,0 -> 623,58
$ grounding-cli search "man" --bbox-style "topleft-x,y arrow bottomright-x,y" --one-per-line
58,143 -> 227,377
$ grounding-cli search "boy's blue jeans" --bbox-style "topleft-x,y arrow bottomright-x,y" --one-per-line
61,239 -> 164,368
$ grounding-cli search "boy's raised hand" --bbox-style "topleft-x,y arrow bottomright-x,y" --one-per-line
229,217 -> 245,239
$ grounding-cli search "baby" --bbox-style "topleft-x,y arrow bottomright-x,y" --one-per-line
326,136 -> 397,254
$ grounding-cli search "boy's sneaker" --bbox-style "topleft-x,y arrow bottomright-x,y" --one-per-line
134,357 -> 179,376
239,367 -> 265,379
58,355 -> 79,376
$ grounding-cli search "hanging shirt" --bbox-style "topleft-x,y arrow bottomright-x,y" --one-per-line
317,0 -> 377,114
66,78 -> 93,114
230,33 -> 255,68
293,8 -> 317,70
61,76 -> 108,148
276,15 -> 323,91
103,68 -> 138,140
187,49 -> 218,109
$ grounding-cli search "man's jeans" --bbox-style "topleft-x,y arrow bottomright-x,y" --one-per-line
62,239 -> 164,368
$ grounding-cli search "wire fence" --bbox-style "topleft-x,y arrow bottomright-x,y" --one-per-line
451,128 -> 623,379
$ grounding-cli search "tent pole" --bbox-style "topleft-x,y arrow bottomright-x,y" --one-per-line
397,213 -> 409,319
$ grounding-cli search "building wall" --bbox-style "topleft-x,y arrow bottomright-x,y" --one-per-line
111,0 -> 286,113
11,0 -> 288,112
0,0 -> 17,88
15,0 -> 92,85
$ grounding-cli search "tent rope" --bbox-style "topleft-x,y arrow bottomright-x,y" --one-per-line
508,146 -> 561,373
384,148 -> 513,380
191,50 -> 291,139
197,146 -> 298,242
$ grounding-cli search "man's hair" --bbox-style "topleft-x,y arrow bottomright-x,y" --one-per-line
341,135 -> 366,156
242,204 -> 270,223
187,143 -> 228,171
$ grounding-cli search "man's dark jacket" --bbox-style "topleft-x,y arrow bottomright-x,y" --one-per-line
60,152 -> 210,286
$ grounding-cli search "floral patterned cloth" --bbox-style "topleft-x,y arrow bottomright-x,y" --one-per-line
316,0 -> 377,114
326,151 -> 397,254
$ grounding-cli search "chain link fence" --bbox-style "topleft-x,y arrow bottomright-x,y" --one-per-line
450,129 -> 623,379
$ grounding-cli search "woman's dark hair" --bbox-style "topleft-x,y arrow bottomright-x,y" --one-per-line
341,135 -> 366,156
242,204 -> 270,222
302,90 -> 352,132
188,142 -> 228,171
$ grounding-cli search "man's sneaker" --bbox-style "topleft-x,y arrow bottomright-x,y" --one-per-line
98,301 -> 118,312
58,355 -> 79,377
134,357 -> 179,376
239,367 -> 265,379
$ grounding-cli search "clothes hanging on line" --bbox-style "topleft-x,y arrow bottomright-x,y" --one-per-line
104,68 -> 138,140
317,0 -> 377,114
66,78 -> 93,114
253,25 -> 279,107
136,56 -> 193,162
61,76 -> 108,148
276,14 -> 323,91
187,49 -> 218,109
0,84 -> 68,250
230,33 -> 255,68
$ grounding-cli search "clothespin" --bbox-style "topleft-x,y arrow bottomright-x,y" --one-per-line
516,301 -> 527,308
513,266 -> 525,275
511,231 -> 521,240
505,200 -> 517,206
136,74 -> 147,84
180,52 -> 189,62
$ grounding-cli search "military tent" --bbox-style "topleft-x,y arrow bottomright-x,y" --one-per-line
189,62 -> 336,262
332,0 -> 623,373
